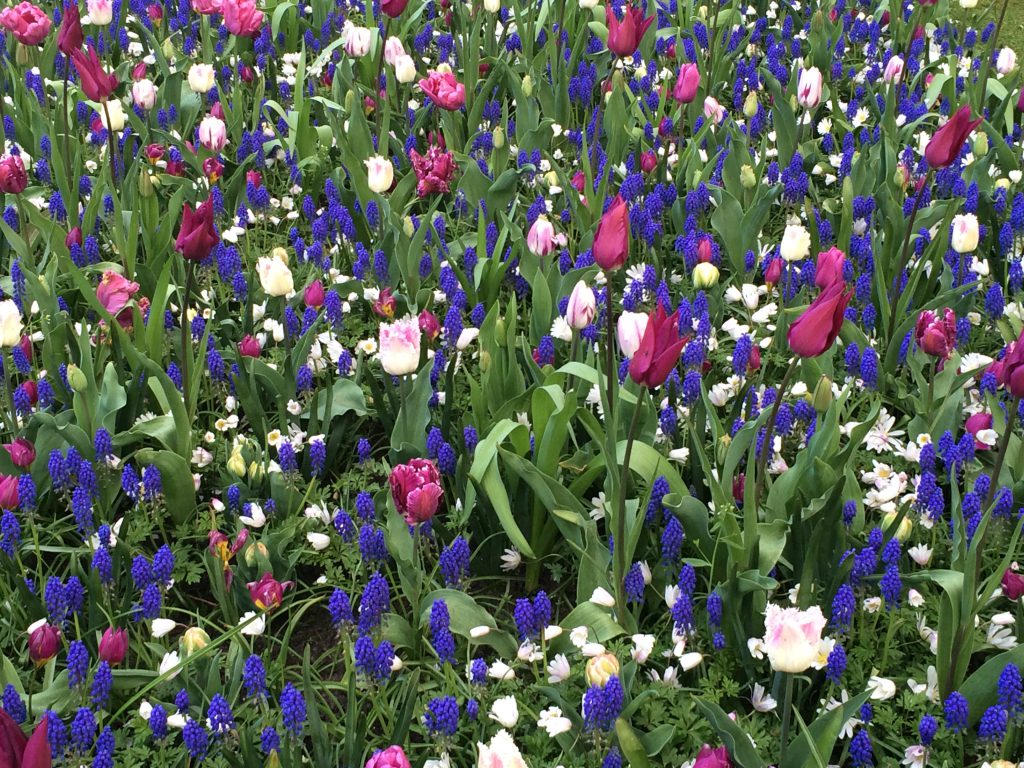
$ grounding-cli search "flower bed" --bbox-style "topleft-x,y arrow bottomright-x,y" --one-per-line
0,0 -> 1022,766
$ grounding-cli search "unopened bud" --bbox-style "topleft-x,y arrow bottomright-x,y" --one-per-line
67,364 -> 88,392
740,165 -> 756,189
812,374 -> 833,413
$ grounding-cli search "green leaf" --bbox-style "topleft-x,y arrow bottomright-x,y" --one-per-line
135,448 -> 197,525
419,589 -> 516,656
694,700 -> 768,768
615,718 -> 652,768
960,645 -> 1024,726
307,377 -> 368,420
780,689 -> 871,768
468,420 -> 535,557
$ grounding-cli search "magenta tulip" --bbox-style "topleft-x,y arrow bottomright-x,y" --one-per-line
924,105 -> 982,169
593,195 -> 630,272
629,304 -> 688,388
787,280 -> 851,358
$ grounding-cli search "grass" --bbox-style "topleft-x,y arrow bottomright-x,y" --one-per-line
1000,0 -> 1024,52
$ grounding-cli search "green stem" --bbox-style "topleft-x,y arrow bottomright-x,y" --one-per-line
779,672 -> 794,762
614,386 -> 645,629
978,0 -> 1011,103
886,168 -> 934,342
604,281 -> 616,427
752,358 -> 798,514
181,260 -> 195,416
984,396 -> 1020,510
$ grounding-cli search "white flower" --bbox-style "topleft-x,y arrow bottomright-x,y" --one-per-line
547,653 -> 571,683
987,622 -> 1017,650
500,548 -> 522,571
151,618 -> 176,638
631,634 -> 656,664
863,597 -> 882,613
679,652 -> 704,671
537,707 -> 573,737
647,666 -> 679,686
780,223 -> 811,262
239,503 -> 266,528
908,589 -> 925,608
306,532 -> 331,550
863,409 -> 905,454
158,651 -> 181,678
867,676 -> 896,700
581,642 -> 607,658
908,666 -> 939,703
569,626 -> 589,648
543,625 -> 563,641
489,695 -> 520,728
470,626 -> 491,638
908,544 -> 933,566
239,611 -> 266,636
590,587 -> 616,607
751,683 -> 778,712
902,745 -> 927,768
590,492 -> 607,521
488,660 -> 516,681
517,641 -> 542,663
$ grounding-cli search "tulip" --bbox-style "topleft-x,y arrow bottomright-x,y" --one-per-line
131,79 -> 157,109
394,55 -> 416,83
584,652 -> 620,686
20,716 -> 49,768
693,744 -> 732,768
222,0 -> 263,36
527,215 -> 558,257
373,288 -> 397,318
787,280 -> 851,358
365,745 -> 412,768
0,155 -> 28,194
57,0 -> 83,54
605,1 -> 653,58
966,412 -> 994,450
96,270 -> 139,318
762,603 -> 826,673
344,22 -> 372,57
780,223 -> 811,262
1002,568 -> 1024,600
379,316 -> 422,376
181,626 -> 211,654
198,115 -> 228,152
814,246 -> 846,290
883,55 -> 904,83
950,213 -> 979,253
389,458 -> 443,525
380,0 -> 408,17
3,438 -> 34,469
303,280 -> 325,309
365,155 -> 394,194
99,627 -> 128,665
0,302 -> 24,348
418,310 -> 440,341
997,47 -> 1017,75
566,281 -> 596,330
257,255 -> 294,297
238,335 -> 261,357
0,709 -> 27,766
0,474 -> 17,510
697,237 -> 713,263
925,105 -> 982,169
617,311 -> 649,358
28,623 -> 60,667
476,729 -> 528,768
410,143 -> 455,197
100,99 -> 125,132
71,45 -> 118,102
0,2 -> 51,45
998,330 -> 1024,398
693,262 -> 719,288
673,62 -> 700,103
201,156 -> 222,181
639,150 -> 657,173
797,67 -> 823,109
86,0 -> 112,24
703,96 -> 725,122
1018,88 -> 1024,112
175,197 -> 219,262
191,0 -> 220,13
489,696 -> 519,729
418,71 -> 466,110
187,63 -> 216,93
593,195 -> 629,271
383,37 -> 405,65
629,304 -> 688,388
764,257 -> 783,286
66,227 -> 83,248
914,308 -> 956,360
247,572 -> 293,611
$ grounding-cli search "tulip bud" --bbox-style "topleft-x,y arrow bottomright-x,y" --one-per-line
99,627 -> 128,665
139,168 -> 155,198
403,216 -> 415,237
66,363 -> 88,392
220,445 -> 244,479
28,623 -> 61,666
716,435 -> 731,464
181,627 -> 211,655
479,349 -> 491,372
585,652 -> 620,686
245,541 -> 269,566
522,75 -> 533,97
812,374 -> 833,413
248,461 -> 264,483
492,126 -> 505,148
15,43 -> 29,66
743,90 -> 759,118
692,262 -> 719,288
740,164 -> 756,189
882,511 -> 913,541
973,132 -> 988,158
811,9 -> 824,33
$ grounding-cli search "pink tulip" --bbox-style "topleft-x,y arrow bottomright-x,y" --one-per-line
247,572 -> 293,612
97,271 -> 140,318
238,335 -> 261,358
0,2 -> 51,45
28,624 -> 60,667
527,216 -> 558,257
914,308 -> 956,361
814,246 -> 846,290
673,62 -> 700,103
418,71 -> 465,111
797,67 -> 823,109
99,627 -> 128,665
0,475 -> 18,509
787,280 -> 850,358
222,0 -> 263,36
365,745 -> 412,768
604,1 -> 652,58
592,195 -> 630,272
389,458 -> 443,525
304,280 -> 325,308
965,412 -> 993,451
693,744 -> 732,768
3,438 -> 35,468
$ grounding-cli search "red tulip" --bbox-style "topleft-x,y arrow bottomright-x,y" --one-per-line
418,309 -> 440,341
0,475 -> 18,509
28,623 -> 60,666
409,143 -> 455,198
56,1 -> 83,55
1017,88 -> 1024,112
304,280 -> 325,308
0,709 -> 27,767
247,572 -> 293,611
4,439 -> 35,469
673,62 -> 700,103
786,280 -> 851,358
814,246 -> 846,290
593,195 -> 630,272
915,308 -> 956,361
175,196 -> 219,262
389,458 -> 443,525
417,71 -> 465,111
998,330 -> 1024,398
0,155 -> 28,195
22,716 -> 50,768
18,381 -> 36,407
372,287 -> 397,319
380,0 -> 408,17
71,45 -> 118,102
18,335 -> 32,365
98,627 -> 128,665
238,335 -> 261,357
202,156 -> 223,182
65,227 -> 83,248
629,304 -> 688,388
924,105 -> 982,169
640,150 -> 657,174
1003,568 -> 1024,600
605,1 -> 652,58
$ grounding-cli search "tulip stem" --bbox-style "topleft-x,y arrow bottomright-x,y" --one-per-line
779,671 -> 794,762
604,281 -> 616,427
101,100 -> 119,190
62,65 -> 72,194
614,385 -> 644,631
984,396 -> 1019,511
752,357 -> 798,515
886,168 -> 934,344
181,260 -> 195,416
